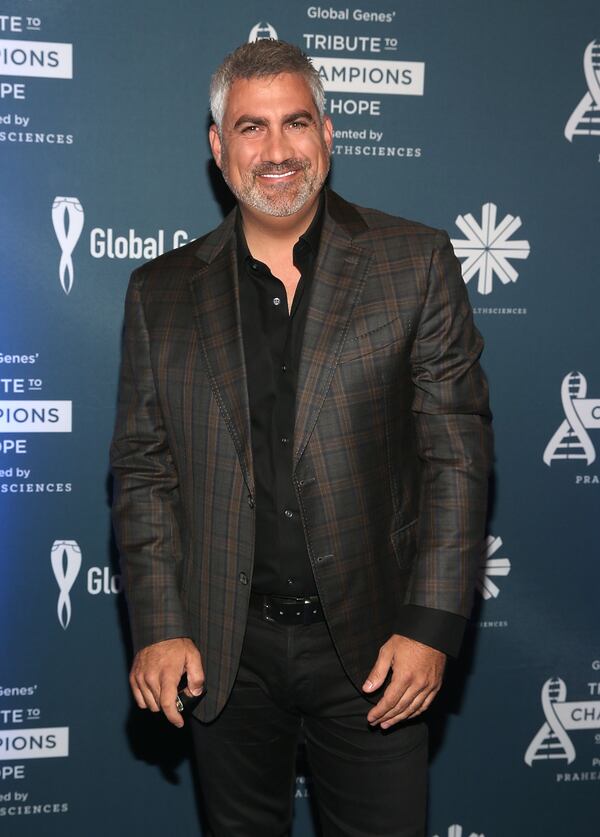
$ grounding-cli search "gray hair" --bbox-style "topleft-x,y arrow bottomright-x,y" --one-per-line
210,40 -> 325,132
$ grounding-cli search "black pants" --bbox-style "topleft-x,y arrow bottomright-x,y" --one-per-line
190,608 -> 427,837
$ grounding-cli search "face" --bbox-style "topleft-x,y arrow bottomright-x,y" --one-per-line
209,72 -> 333,218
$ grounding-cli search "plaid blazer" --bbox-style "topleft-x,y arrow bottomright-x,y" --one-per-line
110,189 -> 492,721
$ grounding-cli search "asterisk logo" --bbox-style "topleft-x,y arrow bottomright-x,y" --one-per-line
451,202 -> 530,295
477,535 -> 511,600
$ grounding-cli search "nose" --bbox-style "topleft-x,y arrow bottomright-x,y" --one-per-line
261,126 -> 294,164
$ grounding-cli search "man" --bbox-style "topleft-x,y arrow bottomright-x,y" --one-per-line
111,39 -> 492,837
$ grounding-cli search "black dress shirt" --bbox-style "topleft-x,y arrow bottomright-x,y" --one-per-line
237,199 -> 324,598
236,195 -> 466,656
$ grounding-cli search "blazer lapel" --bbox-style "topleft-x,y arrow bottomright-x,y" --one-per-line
293,192 -> 372,470
188,211 -> 254,497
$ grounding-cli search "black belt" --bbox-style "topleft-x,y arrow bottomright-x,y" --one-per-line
249,591 -> 325,625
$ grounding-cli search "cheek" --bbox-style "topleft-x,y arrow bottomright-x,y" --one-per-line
306,136 -> 330,167
233,147 -> 259,174
312,148 -> 330,175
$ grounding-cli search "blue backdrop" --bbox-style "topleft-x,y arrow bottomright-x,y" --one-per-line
1,2 -> 598,835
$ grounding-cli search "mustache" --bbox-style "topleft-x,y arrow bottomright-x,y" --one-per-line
252,159 -> 310,176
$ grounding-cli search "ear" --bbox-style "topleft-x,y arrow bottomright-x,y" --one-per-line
209,124 -> 223,170
322,115 -> 334,152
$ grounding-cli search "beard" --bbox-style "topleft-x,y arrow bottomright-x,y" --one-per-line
220,147 -> 330,217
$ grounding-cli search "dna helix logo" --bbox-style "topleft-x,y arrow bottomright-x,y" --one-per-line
524,677 -> 600,766
543,372 -> 600,466
51,196 -> 85,295
248,22 -> 278,43
565,40 -> 600,142
50,539 -> 82,630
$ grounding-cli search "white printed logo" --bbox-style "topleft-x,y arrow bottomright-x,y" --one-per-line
565,40 -> 600,141
51,539 -> 81,629
248,22 -> 278,42
525,677 -> 600,766
52,196 -> 84,295
0,727 -> 69,760
0,401 -> 72,433
0,39 -> 73,79
477,535 -> 511,600
543,372 -> 600,466
451,203 -> 530,295
311,57 -> 425,97
432,826 -> 484,837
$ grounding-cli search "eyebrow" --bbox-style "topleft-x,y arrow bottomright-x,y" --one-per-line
232,110 -> 316,129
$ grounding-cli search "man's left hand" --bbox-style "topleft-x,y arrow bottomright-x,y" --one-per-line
362,635 -> 446,728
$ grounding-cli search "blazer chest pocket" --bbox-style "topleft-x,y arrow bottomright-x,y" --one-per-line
390,518 -> 418,571
339,311 -> 410,364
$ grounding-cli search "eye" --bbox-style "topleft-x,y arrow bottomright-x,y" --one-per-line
289,120 -> 308,130
241,125 -> 260,134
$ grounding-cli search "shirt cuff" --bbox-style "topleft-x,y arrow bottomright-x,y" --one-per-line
395,605 -> 467,658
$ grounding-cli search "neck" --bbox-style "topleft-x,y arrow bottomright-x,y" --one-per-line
239,193 -> 321,259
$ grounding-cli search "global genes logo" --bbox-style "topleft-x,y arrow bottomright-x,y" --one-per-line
564,40 -> 600,142
544,371 -> 600,474
524,670 -> 600,782
51,539 -> 81,629
50,540 -> 121,630
50,195 -> 193,295
52,196 -> 84,295
451,203 -> 530,296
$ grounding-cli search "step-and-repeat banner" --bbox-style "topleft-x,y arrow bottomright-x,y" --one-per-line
1,1 -> 598,835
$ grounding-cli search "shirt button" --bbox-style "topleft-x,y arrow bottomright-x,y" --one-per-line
284,509 -> 294,519
281,364 -> 287,373
287,577 -> 295,586
273,297 -> 281,306
247,496 -> 254,509
239,572 -> 248,585
280,436 -> 289,446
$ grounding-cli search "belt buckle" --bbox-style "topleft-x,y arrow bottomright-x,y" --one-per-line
259,594 -> 320,625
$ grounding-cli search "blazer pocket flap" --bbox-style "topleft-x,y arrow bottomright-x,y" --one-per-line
339,314 -> 406,364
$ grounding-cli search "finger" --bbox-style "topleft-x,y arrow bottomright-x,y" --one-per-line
381,687 -> 439,728
182,648 -> 205,697
137,678 -> 161,713
130,662 -> 161,711
362,644 -> 394,693
377,680 -> 431,724
129,674 -> 147,710
367,676 -> 410,724
160,678 -> 184,728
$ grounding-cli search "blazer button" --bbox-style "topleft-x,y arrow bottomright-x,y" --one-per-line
247,496 -> 255,509
239,572 -> 248,585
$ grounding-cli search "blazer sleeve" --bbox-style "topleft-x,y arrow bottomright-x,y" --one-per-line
398,231 -> 493,656
110,269 -> 189,653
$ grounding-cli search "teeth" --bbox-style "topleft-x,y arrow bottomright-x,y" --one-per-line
261,171 -> 296,178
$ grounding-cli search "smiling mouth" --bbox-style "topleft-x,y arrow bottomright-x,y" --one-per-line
259,170 -> 298,179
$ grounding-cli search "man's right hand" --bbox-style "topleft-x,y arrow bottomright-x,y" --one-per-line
129,637 -> 204,728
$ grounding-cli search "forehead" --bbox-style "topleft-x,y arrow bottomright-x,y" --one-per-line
224,73 -> 317,122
